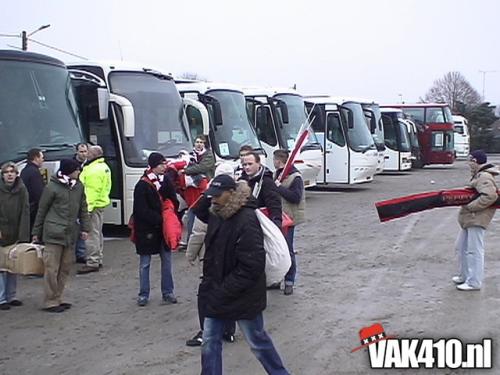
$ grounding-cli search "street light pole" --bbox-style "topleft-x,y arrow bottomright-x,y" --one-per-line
478,70 -> 497,102
21,24 -> 50,51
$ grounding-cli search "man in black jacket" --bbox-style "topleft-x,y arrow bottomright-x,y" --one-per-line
20,148 -> 45,231
198,174 -> 289,375
239,152 -> 282,228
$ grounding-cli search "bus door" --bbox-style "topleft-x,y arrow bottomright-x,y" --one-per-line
246,99 -> 279,165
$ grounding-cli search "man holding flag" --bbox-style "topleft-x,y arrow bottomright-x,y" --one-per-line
273,149 -> 305,295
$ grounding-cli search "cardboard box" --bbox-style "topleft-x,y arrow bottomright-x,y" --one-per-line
0,243 -> 44,275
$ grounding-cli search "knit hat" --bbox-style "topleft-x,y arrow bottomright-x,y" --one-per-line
148,152 -> 166,168
469,150 -> 487,165
59,159 -> 81,176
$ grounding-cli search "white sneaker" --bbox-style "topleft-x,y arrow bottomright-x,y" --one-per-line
451,276 -> 465,284
456,283 -> 480,291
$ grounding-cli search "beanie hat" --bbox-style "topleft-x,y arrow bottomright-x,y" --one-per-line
59,159 -> 80,176
469,150 -> 487,165
215,162 -> 235,178
148,152 -> 166,168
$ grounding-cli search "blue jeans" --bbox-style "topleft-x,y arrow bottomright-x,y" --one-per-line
75,237 -> 86,260
201,312 -> 289,375
456,227 -> 485,288
138,245 -> 174,300
186,208 -> 196,241
0,271 -> 17,304
284,226 -> 296,285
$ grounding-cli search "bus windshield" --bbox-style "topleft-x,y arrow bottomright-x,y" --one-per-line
342,102 -> 376,152
426,106 -> 453,123
207,90 -> 261,158
362,103 -> 384,148
398,120 -> 411,152
109,72 -> 191,165
273,94 -> 320,149
0,59 -> 82,164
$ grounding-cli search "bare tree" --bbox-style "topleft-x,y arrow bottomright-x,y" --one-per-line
178,72 -> 208,81
424,71 -> 481,112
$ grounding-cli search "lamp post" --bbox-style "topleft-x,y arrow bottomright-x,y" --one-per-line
478,70 -> 497,102
21,24 -> 50,51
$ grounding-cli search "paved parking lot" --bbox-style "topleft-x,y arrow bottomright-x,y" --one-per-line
3,158 -> 500,374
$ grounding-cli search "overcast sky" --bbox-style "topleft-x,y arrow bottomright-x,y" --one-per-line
2,0 -> 499,106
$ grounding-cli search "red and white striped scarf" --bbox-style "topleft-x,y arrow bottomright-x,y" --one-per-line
144,168 -> 163,190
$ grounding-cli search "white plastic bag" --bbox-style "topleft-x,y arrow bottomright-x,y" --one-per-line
255,209 -> 291,286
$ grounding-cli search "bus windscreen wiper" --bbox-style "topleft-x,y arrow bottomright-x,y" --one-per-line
39,143 -> 75,151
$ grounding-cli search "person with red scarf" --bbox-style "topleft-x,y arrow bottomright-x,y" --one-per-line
180,136 -> 215,243
133,152 -> 178,306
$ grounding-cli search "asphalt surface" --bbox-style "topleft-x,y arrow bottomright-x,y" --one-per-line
3,157 -> 500,375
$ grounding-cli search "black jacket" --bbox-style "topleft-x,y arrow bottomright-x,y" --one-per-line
20,161 -> 45,229
274,166 -> 303,204
132,176 -> 163,255
199,182 -> 266,320
240,167 -> 282,228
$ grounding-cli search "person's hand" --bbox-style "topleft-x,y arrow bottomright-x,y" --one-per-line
275,180 -> 281,187
178,169 -> 185,175
80,232 -> 88,241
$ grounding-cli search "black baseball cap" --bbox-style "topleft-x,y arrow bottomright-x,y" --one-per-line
205,174 -> 236,197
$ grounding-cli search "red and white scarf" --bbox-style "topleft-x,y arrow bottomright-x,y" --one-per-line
193,147 -> 206,163
144,168 -> 163,190
57,171 -> 77,189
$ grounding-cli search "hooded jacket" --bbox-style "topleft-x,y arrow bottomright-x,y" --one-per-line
32,175 -> 90,246
199,182 -> 267,320
458,163 -> 499,229
0,177 -> 30,246
240,167 -> 282,228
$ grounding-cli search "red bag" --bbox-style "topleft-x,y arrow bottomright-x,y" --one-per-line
162,199 -> 182,251
128,215 -> 136,243
259,208 -> 294,234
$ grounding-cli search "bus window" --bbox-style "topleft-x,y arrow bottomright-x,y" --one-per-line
402,108 -> 424,127
431,131 -> 444,150
382,115 -> 397,150
186,105 -> 204,142
426,108 -> 445,123
454,124 -> 464,134
326,113 -> 345,147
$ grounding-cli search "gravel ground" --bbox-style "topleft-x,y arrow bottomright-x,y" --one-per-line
2,157 -> 500,375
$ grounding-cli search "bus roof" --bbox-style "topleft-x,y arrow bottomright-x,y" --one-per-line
0,49 -> 65,68
176,80 -> 245,94
381,103 -> 450,108
380,107 -> 403,114
304,95 -> 366,105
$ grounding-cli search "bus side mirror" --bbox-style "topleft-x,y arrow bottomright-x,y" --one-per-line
348,110 -> 354,129
97,88 -> 109,120
110,94 -> 135,138
278,101 -> 289,124
212,101 -> 223,127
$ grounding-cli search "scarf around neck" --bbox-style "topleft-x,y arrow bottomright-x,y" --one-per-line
57,171 -> 77,189
144,168 -> 163,190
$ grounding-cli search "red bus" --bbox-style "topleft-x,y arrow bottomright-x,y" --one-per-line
380,103 -> 455,167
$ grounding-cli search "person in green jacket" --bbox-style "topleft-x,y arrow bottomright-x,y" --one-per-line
77,145 -> 112,274
32,159 -> 90,313
0,162 -> 30,310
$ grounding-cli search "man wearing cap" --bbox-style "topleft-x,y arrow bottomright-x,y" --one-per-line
77,146 -> 112,274
454,150 -> 499,291
133,152 -> 177,306
196,174 -> 290,375
32,159 -> 90,312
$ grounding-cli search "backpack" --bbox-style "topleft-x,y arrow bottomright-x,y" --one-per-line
255,209 -> 291,286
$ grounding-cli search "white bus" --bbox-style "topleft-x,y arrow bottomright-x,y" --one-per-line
380,108 -> 412,171
176,81 -> 264,168
359,100 -> 386,174
69,61 -> 194,225
305,96 -> 378,184
452,115 -> 470,158
243,87 -> 322,187
0,50 -> 89,177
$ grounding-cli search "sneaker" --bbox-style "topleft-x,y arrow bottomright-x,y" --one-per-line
267,282 -> 281,290
0,303 -> 11,311
162,294 -> 178,304
137,298 -> 148,307
451,276 -> 465,284
9,299 -> 23,307
59,302 -> 72,310
222,333 -> 235,343
186,331 -> 203,347
43,305 -> 65,313
456,283 -> 480,291
77,266 -> 99,275
284,284 -> 293,295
